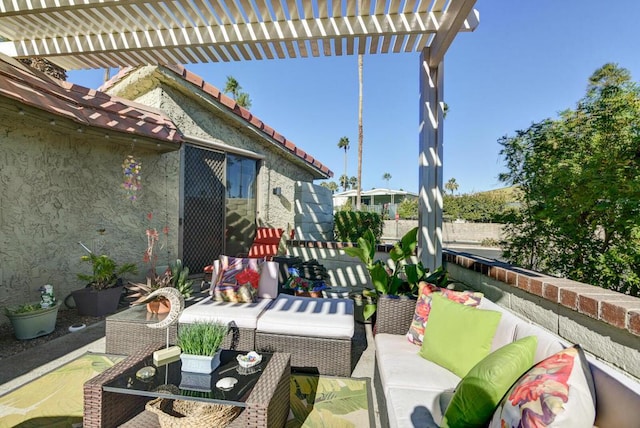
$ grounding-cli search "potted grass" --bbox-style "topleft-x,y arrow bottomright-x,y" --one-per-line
178,321 -> 229,373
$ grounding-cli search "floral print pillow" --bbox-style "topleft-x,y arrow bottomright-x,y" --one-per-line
406,283 -> 483,345
213,256 -> 263,303
489,345 -> 596,428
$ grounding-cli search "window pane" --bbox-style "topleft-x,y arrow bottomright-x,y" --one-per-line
225,155 -> 258,256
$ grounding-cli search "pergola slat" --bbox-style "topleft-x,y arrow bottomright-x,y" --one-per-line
0,1 -> 478,68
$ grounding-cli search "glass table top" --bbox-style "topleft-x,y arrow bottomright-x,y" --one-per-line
103,350 -> 272,407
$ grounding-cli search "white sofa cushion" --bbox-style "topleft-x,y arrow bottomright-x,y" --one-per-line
375,333 -> 461,393
478,298 -> 521,352
178,296 -> 273,329
513,321 -> 566,364
386,386 -> 444,428
256,294 -> 354,339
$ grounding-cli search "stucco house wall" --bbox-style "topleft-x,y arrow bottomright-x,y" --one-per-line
1,59 -> 332,324
104,66 -> 321,233
0,107 -> 180,313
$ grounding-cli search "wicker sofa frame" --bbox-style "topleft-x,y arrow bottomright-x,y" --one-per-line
106,306 -> 255,355
255,331 -> 352,377
84,344 -> 291,428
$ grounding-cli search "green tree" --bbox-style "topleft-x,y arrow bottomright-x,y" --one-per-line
224,76 -> 252,108
236,92 -> 252,109
349,176 -> 358,190
443,191 -> 511,223
339,174 -> 350,192
397,198 -> 418,219
499,63 -> 640,296
224,76 -> 240,98
382,173 -> 391,187
320,181 -> 339,193
337,136 -> 350,181
445,177 -> 459,195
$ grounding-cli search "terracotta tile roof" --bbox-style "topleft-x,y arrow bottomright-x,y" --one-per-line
0,54 -> 183,146
101,65 -> 333,178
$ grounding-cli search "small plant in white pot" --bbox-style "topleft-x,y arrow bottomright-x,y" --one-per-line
178,321 -> 229,373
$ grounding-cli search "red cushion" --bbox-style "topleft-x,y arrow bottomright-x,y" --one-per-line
253,227 -> 284,244
248,243 -> 279,259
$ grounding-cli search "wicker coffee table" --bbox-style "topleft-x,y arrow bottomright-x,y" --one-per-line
83,344 -> 291,428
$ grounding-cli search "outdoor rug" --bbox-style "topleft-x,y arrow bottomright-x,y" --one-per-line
287,374 -> 374,428
0,353 -> 125,428
0,355 -> 373,428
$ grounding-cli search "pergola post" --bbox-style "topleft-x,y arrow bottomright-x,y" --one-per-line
418,48 -> 445,272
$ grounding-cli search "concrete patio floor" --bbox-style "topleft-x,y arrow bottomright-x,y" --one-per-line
0,318 -> 382,427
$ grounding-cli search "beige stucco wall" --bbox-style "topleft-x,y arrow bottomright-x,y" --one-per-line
105,67 -> 318,234
0,108 -> 179,320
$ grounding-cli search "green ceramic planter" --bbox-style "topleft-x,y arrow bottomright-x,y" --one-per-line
6,303 -> 60,340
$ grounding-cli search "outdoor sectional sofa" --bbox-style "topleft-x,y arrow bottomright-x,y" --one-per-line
374,294 -> 640,427
178,260 -> 355,377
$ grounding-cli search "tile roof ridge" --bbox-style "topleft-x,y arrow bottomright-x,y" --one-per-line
97,66 -> 135,92
0,56 -> 182,144
2,60 -> 172,124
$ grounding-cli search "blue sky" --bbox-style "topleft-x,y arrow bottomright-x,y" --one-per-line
67,0 -> 640,194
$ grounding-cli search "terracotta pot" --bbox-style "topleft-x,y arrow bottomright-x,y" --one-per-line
294,290 -> 323,298
147,298 -> 171,314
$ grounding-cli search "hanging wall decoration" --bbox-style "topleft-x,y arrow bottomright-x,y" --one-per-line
122,155 -> 142,201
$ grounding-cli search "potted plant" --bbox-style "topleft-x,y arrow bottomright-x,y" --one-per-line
73,251 -> 137,317
178,321 -> 229,373
5,285 -> 60,340
343,227 -> 450,322
282,267 -> 327,297
126,259 -> 194,313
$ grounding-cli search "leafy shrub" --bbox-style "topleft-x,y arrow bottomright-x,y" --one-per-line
397,198 -> 418,219
334,211 -> 383,242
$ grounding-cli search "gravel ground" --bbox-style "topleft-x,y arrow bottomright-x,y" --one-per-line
0,307 -> 106,360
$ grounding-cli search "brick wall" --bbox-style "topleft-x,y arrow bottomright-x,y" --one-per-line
444,249 -> 640,379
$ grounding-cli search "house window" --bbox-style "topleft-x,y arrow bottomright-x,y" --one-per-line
225,155 -> 258,256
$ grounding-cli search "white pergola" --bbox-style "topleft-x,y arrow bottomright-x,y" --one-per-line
0,0 -> 479,271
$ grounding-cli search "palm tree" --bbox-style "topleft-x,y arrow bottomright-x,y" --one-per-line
236,92 -> 252,109
382,172 -> 392,188
224,76 -> 241,99
224,76 -> 252,108
445,177 -> 459,195
337,136 -> 350,180
320,181 -> 339,193
339,174 -> 349,192
356,37 -> 364,211
349,176 -> 358,189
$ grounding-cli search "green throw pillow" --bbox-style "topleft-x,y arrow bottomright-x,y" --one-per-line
418,293 -> 501,378
441,336 -> 538,428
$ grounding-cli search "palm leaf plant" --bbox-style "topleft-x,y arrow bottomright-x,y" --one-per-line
343,227 -> 450,321
77,253 -> 137,291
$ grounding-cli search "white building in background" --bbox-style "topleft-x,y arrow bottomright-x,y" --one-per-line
332,188 -> 418,216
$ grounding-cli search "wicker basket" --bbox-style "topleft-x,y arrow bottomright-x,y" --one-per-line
145,397 -> 241,428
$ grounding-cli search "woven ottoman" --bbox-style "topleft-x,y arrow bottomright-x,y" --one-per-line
255,293 -> 354,376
